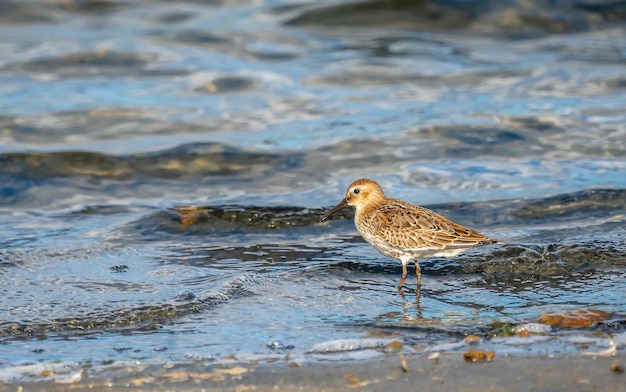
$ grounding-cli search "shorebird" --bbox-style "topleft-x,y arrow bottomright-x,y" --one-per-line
320,178 -> 499,298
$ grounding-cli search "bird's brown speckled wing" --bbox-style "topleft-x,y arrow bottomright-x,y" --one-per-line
367,198 -> 498,251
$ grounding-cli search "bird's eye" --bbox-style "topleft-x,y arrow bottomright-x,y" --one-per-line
353,188 -> 360,194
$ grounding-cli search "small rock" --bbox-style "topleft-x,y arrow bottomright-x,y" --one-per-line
463,350 -> 495,362
464,334 -> 481,344
428,352 -> 440,361
400,354 -> 408,372
611,362 -> 624,373
384,340 -> 403,352
539,309 -> 610,328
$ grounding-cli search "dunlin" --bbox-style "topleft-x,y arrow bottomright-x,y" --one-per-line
320,179 -> 499,298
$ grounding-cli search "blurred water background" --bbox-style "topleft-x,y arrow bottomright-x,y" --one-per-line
1,0 -> 625,383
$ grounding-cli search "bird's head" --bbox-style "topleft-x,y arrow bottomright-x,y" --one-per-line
320,178 -> 385,222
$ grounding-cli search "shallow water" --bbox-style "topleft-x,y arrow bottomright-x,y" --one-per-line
1,0 -> 626,383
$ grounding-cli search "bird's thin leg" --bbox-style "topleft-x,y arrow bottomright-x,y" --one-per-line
414,260 -> 421,299
397,261 -> 408,299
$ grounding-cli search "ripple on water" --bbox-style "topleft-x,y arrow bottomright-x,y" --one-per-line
5,51 -> 189,78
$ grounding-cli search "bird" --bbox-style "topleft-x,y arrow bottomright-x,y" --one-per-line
320,178 -> 499,298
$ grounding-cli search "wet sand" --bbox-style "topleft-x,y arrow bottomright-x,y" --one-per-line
9,353 -> 625,391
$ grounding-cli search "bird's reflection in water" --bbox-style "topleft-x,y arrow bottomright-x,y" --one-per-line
403,296 -> 423,321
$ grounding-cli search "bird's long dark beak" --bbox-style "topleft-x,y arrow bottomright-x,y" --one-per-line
320,198 -> 348,222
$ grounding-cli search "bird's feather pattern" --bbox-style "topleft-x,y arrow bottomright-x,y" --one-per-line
356,198 -> 497,252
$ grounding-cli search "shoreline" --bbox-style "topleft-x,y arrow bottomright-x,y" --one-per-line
6,353 -> 625,391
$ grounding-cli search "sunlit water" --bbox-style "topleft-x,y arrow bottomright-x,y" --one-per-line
1,0 -> 625,382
